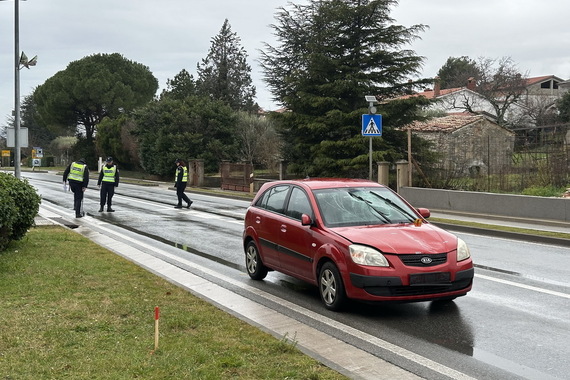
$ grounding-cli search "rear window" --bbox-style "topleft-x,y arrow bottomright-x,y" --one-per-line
255,185 -> 290,214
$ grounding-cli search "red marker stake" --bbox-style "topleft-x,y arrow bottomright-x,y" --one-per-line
154,306 -> 160,351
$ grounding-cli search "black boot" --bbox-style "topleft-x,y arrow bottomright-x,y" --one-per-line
99,206 -> 103,212
107,207 -> 115,212
174,204 -> 182,209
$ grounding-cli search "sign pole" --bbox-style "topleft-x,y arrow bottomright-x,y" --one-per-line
14,0 -> 21,179
362,96 -> 381,181
369,137 -> 373,180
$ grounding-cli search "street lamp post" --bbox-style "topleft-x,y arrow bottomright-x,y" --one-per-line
2,0 -> 34,179
14,0 -> 21,179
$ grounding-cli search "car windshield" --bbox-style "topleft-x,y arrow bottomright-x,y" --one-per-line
314,187 -> 418,227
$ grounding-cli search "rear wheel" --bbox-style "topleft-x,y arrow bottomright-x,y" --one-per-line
245,241 -> 268,280
318,262 -> 346,311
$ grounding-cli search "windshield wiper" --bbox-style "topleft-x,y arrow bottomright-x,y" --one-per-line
368,191 -> 417,223
347,192 -> 392,224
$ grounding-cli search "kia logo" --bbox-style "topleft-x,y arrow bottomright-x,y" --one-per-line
420,257 -> 433,264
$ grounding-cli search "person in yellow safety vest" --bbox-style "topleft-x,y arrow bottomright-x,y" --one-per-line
63,158 -> 90,218
174,158 -> 193,209
97,156 -> 120,212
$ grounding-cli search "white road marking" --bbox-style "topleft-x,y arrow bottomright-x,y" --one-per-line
475,274 -> 570,299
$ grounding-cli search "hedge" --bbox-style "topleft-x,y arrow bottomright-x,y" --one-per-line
0,172 -> 41,251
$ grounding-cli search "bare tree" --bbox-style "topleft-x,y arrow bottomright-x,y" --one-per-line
235,112 -> 281,169
437,57 -> 528,127
475,57 -> 529,126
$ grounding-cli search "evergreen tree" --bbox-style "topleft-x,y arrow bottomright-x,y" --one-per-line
260,0 -> 431,177
161,69 -> 197,100
33,53 -> 158,165
134,96 -> 239,176
436,56 -> 481,89
196,19 -> 257,112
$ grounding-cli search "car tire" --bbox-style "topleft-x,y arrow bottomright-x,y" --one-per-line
318,262 -> 346,311
245,241 -> 268,280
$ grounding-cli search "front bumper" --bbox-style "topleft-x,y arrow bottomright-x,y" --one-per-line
349,267 -> 474,298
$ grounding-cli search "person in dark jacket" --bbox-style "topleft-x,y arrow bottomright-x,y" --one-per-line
63,158 -> 90,218
174,158 -> 193,209
97,156 -> 120,212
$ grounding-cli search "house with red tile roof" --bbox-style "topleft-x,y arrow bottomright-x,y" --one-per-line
401,75 -> 568,128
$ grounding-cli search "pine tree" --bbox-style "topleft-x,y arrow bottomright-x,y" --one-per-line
260,0 -> 431,177
161,69 -> 197,100
436,56 -> 481,89
196,19 -> 257,112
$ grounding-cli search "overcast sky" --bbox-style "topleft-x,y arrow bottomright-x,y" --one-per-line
2,0 -> 570,128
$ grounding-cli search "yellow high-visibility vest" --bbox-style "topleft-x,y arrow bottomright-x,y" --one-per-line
68,162 -> 86,182
102,165 -> 117,183
175,166 -> 188,182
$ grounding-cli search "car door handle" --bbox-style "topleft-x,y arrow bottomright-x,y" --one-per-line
280,224 -> 287,233
255,216 -> 261,224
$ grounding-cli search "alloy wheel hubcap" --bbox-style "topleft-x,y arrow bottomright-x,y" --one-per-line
320,269 -> 336,304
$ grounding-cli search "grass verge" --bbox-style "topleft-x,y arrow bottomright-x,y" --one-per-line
0,226 -> 346,380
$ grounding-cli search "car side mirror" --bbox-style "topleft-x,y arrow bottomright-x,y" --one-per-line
417,208 -> 431,219
301,214 -> 313,226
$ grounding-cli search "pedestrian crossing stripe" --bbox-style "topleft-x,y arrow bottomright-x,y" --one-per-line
361,114 -> 382,136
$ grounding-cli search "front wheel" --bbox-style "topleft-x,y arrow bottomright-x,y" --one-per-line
245,241 -> 268,280
318,262 -> 346,311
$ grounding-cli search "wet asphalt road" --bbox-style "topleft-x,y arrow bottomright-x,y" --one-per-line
25,171 -> 570,380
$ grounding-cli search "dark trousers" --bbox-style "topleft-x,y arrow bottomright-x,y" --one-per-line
176,182 -> 191,205
69,181 -> 84,214
100,183 -> 115,208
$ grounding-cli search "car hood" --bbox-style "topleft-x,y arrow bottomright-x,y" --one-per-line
332,223 -> 457,254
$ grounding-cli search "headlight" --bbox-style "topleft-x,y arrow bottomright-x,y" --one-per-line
349,244 -> 389,267
456,238 -> 471,262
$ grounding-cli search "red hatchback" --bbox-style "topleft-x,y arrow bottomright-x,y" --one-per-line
243,179 -> 474,311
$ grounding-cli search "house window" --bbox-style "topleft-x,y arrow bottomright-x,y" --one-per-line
553,81 -> 559,89
540,81 -> 551,89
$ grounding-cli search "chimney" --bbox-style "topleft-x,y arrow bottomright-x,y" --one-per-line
467,77 -> 476,91
434,76 -> 441,97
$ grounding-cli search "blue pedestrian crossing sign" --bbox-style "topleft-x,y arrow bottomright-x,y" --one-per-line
362,114 -> 382,136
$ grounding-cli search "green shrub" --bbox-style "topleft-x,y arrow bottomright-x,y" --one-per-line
0,173 -> 41,251
521,185 -> 566,197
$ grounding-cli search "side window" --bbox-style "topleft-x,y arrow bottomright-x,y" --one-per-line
286,187 -> 312,220
260,185 -> 290,214
255,189 -> 270,208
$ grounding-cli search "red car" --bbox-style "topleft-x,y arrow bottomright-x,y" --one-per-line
243,179 -> 474,311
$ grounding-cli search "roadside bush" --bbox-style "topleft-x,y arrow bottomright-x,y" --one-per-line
0,173 -> 41,251
521,185 -> 566,197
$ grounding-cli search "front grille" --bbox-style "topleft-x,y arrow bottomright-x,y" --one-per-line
398,252 -> 448,267
364,278 -> 472,297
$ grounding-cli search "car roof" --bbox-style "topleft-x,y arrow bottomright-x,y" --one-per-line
264,178 -> 386,190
